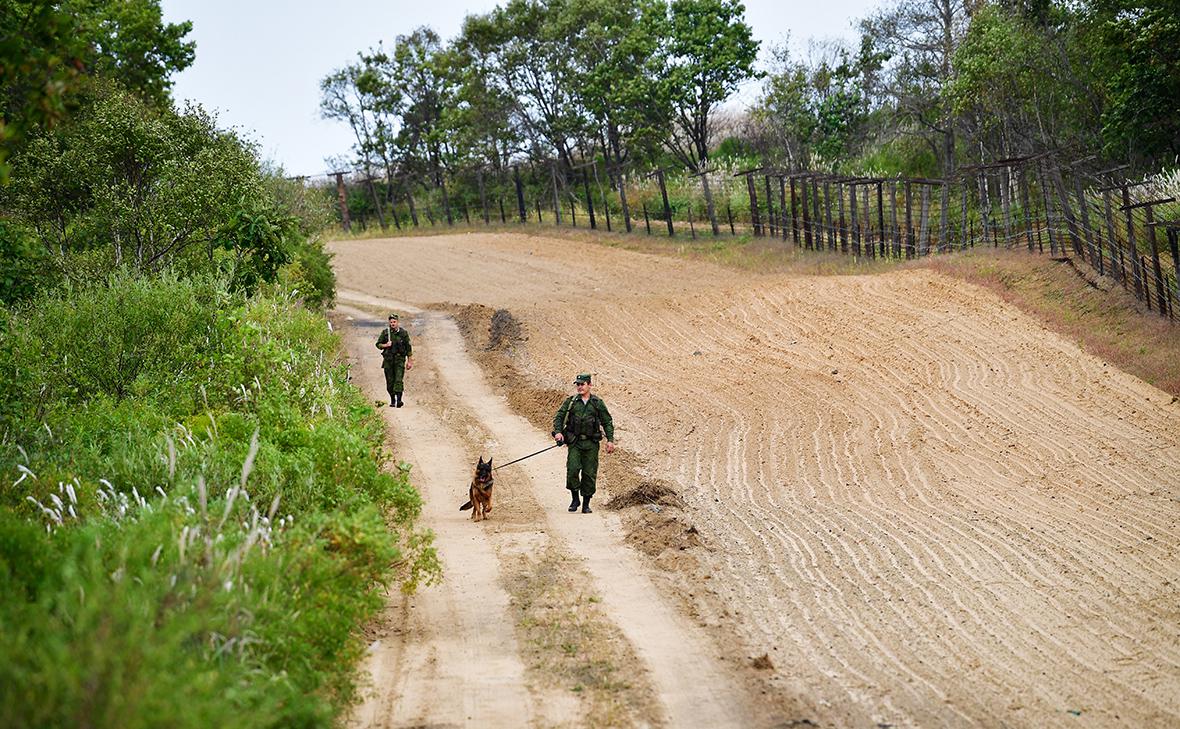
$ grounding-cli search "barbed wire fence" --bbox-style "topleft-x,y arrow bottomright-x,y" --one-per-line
296,151 -> 1179,322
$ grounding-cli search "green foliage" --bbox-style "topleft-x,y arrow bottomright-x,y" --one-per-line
281,238 -> 337,310
749,41 -> 868,169
1089,1 -> 1180,161
855,135 -> 940,178
3,271 -> 223,405
0,276 -> 437,727
0,219 -> 47,305
0,0 -> 194,181
216,203 -> 295,295
2,81 -> 267,277
663,0 -> 760,169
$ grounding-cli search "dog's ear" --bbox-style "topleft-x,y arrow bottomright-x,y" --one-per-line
478,456 -> 485,466
487,457 -> 493,467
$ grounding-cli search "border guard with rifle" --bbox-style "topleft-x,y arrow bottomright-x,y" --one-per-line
552,373 -> 615,513
376,313 -> 413,407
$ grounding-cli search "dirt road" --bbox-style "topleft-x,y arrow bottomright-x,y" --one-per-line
335,233 -> 1180,728
340,295 -> 764,728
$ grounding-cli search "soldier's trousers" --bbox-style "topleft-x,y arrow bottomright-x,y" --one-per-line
566,443 -> 600,498
383,358 -> 406,399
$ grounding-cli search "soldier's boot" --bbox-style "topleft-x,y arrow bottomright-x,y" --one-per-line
581,496 -> 592,514
568,491 -> 580,512
395,393 -> 404,408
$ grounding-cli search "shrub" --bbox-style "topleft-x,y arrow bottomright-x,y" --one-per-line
0,273 -> 436,727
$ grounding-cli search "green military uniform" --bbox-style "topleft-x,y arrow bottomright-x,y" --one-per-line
552,376 -> 614,502
376,316 -> 412,406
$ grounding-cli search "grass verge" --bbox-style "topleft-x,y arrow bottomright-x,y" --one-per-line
0,273 -> 438,727
504,547 -> 662,727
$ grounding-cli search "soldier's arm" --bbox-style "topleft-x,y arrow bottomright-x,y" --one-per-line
375,329 -> 388,349
552,397 -> 571,435
403,331 -> 413,358
597,399 -> 615,442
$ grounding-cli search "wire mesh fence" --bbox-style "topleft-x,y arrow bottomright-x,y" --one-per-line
316,154 -> 1179,322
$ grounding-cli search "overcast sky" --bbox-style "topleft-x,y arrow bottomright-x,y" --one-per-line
160,0 -> 881,177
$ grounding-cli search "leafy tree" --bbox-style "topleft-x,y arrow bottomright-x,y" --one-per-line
459,0 -> 592,170
949,3 -> 1102,161
559,0 -> 670,171
1086,0 -> 1180,162
1,82 -> 267,279
0,0 -> 194,181
750,41 -> 868,169
662,0 -> 759,171
860,0 -> 971,174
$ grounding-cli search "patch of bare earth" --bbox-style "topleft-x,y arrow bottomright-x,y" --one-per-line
918,248 -> 1180,397
333,233 -> 1180,728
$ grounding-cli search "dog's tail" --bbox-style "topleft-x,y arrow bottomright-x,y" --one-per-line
459,500 -> 473,511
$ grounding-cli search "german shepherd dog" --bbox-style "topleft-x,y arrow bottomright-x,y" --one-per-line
459,457 -> 494,521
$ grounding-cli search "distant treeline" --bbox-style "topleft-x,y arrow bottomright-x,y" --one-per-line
320,0 -> 1179,201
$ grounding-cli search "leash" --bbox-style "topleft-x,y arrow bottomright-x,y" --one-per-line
493,443 -> 561,471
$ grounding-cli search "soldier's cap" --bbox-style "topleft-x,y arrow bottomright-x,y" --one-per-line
388,312 -> 399,320
574,373 -> 592,384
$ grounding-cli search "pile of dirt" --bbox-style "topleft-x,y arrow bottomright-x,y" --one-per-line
602,472 -> 683,511
488,308 -> 524,350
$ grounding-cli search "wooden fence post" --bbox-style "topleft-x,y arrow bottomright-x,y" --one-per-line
813,177 -> 824,249
764,174 -> 776,237
801,177 -> 812,248
789,177 -> 800,245
877,182 -> 886,257
823,179 -> 835,250
479,170 -> 490,224
1102,189 -> 1123,284
1146,204 -> 1169,315
1121,185 -> 1142,300
742,171 -> 761,236
889,180 -> 901,258
656,169 -> 674,236
779,176 -> 788,242
1050,167 -> 1083,256
849,182 -> 860,255
837,181 -> 848,253
514,165 -> 527,223
904,180 -> 914,258
918,184 -> 932,256
1073,173 -> 1097,263
939,181 -> 950,253
1020,166 -> 1034,252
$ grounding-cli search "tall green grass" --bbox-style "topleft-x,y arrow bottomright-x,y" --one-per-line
0,273 -> 437,727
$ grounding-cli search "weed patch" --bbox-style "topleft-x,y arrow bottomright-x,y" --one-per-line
0,274 -> 437,727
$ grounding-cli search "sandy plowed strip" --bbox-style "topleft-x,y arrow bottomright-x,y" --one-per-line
332,234 -> 1180,728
